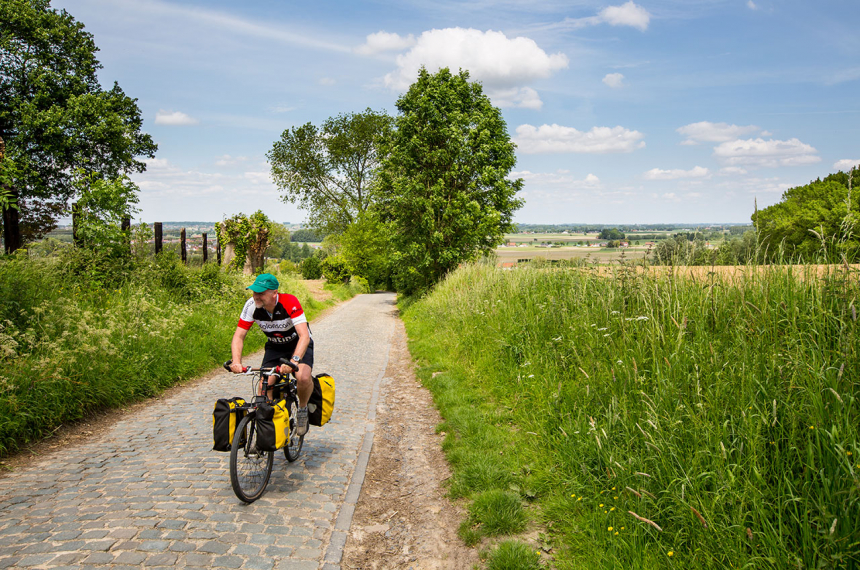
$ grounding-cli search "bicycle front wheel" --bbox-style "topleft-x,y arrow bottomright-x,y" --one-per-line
284,399 -> 304,462
230,413 -> 274,503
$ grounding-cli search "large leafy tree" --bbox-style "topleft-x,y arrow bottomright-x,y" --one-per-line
752,168 -> 860,262
267,108 -> 393,234
380,67 -> 524,294
0,0 -> 156,252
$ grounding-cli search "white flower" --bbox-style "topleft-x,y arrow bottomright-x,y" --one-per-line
598,327 -> 608,331
611,310 -> 620,315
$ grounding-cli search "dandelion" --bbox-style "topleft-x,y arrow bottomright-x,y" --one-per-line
848,451 -> 853,456
809,425 -> 815,430
604,510 -> 608,513
667,551 -> 674,557
621,527 -> 625,530
571,494 -> 576,497
614,496 -> 618,500
610,507 -> 616,511
599,504 -> 604,507
577,497 -> 582,501
611,487 -> 616,490
608,526 -> 614,531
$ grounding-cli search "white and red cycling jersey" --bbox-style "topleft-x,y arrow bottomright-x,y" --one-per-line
237,293 -> 313,350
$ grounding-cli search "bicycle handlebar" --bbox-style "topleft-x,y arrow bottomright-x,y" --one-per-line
223,359 -> 299,374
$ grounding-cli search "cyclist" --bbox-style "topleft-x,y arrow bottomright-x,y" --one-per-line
230,273 -> 312,436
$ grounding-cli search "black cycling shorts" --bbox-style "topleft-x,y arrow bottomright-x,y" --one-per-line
261,341 -> 314,372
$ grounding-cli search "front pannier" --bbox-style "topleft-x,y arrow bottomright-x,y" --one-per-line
309,373 -> 335,427
212,397 -> 247,451
256,399 -> 290,451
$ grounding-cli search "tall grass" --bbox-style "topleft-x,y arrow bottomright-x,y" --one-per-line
404,262 -> 859,569
0,249 -> 348,457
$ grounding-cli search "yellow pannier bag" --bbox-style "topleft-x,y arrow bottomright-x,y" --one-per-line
212,397 -> 246,451
309,373 -> 335,427
256,399 -> 290,451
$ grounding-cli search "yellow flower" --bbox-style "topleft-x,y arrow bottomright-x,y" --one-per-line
668,551 -> 674,557
599,504 -> 604,507
614,531 -> 619,535
610,507 -> 616,511
604,510 -> 608,513
809,425 -> 815,429
571,494 -> 576,497
611,487 -> 616,490
848,452 -> 853,456
621,527 -> 625,530
614,496 -> 618,500
577,497 -> 582,501
608,526 -> 614,531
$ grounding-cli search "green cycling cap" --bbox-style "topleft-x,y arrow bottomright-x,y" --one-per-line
247,273 -> 279,293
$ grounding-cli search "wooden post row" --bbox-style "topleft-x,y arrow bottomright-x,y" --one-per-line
154,222 -> 162,254
180,228 -> 187,263
202,233 -> 208,263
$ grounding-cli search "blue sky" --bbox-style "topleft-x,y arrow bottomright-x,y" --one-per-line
53,0 -> 860,225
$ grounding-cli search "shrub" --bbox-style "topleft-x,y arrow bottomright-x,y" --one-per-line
485,541 -> 542,570
300,256 -> 323,279
321,255 -> 350,284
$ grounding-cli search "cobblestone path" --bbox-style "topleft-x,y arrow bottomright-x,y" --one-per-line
0,293 -> 398,569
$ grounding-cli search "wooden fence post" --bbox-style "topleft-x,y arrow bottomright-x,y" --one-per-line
2,188 -> 22,254
202,233 -> 208,263
216,240 -> 221,265
180,228 -> 187,264
154,222 -> 162,255
72,202 -> 82,247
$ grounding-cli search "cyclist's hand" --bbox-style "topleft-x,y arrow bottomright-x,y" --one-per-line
230,361 -> 244,374
278,364 -> 290,376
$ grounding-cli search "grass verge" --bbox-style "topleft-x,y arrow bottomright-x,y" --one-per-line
402,261 -> 859,569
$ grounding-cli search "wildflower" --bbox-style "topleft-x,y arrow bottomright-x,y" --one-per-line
610,507 -> 616,511
613,496 -> 618,500
621,527 -> 625,530
611,487 -> 616,490
667,551 -> 674,557
577,497 -> 581,501
809,425 -> 815,430
597,327 -> 608,331
608,526 -> 614,531
614,531 -> 619,535
571,494 -> 576,497
848,451 -> 853,456
604,510 -> 608,513
599,504 -> 604,507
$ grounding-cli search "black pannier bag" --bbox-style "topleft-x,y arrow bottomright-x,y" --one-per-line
212,397 -> 247,451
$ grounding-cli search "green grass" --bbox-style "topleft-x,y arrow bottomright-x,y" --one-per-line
0,250 -> 355,457
484,541 -> 543,570
403,262 -> 859,569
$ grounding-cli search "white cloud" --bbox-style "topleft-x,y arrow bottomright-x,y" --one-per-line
643,166 -> 710,180
511,169 -> 601,188
270,104 -> 297,113
747,1 -> 759,10
133,157 -> 277,199
834,159 -> 860,171
713,138 -> 821,168
383,28 -> 568,93
215,155 -> 250,167
355,31 -> 416,56
602,73 -> 625,88
676,121 -> 760,144
599,2 -> 651,31
720,166 -> 748,176
155,110 -> 199,126
488,87 -> 543,110
514,124 -> 645,154
319,77 -> 336,86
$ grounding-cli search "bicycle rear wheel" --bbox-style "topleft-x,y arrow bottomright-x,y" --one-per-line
230,413 -> 274,503
284,399 -> 304,462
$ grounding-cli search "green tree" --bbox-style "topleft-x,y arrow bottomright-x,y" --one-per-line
380,67 -> 523,295
598,228 -> 625,240
300,256 -> 323,280
0,0 -> 157,251
753,169 -> 860,262
339,212 -> 393,290
73,171 -> 138,255
268,109 -> 393,234
265,223 -> 291,259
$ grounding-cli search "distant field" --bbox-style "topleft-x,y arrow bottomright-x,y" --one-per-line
495,245 -> 649,264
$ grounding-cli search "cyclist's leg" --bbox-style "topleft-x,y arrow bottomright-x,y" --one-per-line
296,343 -> 314,408
261,345 -> 290,399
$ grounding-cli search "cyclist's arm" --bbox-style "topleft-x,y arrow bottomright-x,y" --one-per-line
230,326 -> 248,372
292,322 -> 310,361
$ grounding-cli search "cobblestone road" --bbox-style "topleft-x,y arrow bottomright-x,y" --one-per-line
0,293 -> 398,569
